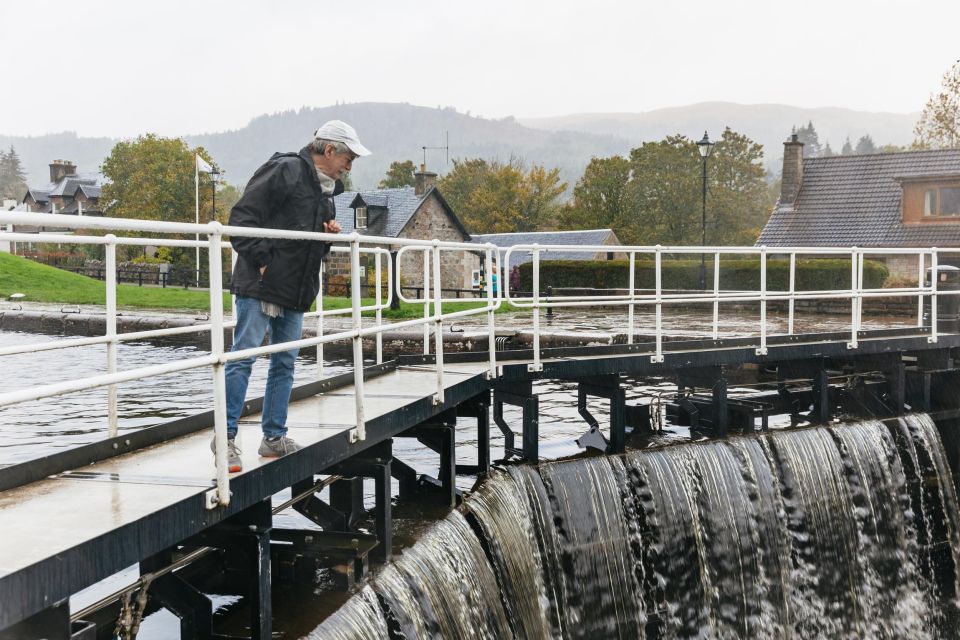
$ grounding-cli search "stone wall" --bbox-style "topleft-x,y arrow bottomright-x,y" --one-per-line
323,193 -> 479,296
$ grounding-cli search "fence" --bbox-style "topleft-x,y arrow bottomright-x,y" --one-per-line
1,212 -> 956,509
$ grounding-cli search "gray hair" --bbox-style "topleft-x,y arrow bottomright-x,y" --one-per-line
310,139 -> 351,155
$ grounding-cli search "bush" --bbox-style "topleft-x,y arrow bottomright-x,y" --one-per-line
517,258 -> 889,292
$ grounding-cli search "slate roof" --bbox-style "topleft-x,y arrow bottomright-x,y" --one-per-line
333,186 -> 426,237
333,186 -> 470,240
472,228 -> 621,271
757,149 -> 960,248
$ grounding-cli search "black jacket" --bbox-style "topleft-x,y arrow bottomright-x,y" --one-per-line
229,147 -> 343,312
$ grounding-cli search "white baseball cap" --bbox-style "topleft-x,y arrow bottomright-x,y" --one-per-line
314,120 -> 371,157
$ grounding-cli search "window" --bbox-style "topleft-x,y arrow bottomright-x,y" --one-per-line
355,206 -> 367,229
942,188 -> 960,216
924,189 -> 936,216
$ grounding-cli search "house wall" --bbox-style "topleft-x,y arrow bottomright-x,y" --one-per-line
322,193 -> 478,296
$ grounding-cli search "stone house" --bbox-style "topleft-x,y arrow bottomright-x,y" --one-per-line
758,136 -> 960,279
326,169 -> 480,294
14,160 -> 105,238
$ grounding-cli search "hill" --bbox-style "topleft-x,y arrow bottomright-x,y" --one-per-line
1,102 -> 919,193
519,102 -> 919,165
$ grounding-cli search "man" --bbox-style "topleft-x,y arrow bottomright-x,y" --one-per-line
214,120 -> 370,472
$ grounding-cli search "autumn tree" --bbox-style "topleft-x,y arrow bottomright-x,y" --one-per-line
438,158 -> 566,234
558,156 -> 632,232
915,59 -> 960,149
0,146 -> 28,200
100,134 -> 218,261
378,160 -> 417,188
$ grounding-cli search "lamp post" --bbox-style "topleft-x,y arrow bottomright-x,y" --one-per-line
696,131 -> 715,290
205,169 -> 220,288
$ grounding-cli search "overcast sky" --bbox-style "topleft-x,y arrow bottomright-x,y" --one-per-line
2,0 -> 957,138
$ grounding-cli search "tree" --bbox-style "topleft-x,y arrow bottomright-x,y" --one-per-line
558,156 -> 632,231
0,146 -> 28,200
914,59 -> 960,149
100,134 -> 217,261
378,160 -> 417,188
841,137 -> 854,155
704,128 -> 772,244
822,142 -> 836,157
793,121 -> 823,157
855,134 -> 876,155
438,158 -> 566,234
563,128 -> 772,246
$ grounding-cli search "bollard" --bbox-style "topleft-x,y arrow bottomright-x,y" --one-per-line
546,285 -> 554,318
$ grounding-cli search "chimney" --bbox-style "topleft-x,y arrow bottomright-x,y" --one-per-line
780,134 -> 804,205
414,163 -> 438,196
49,160 -> 77,184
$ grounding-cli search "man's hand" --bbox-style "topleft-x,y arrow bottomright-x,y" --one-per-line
324,220 -> 342,233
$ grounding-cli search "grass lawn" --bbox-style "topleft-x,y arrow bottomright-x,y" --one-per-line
0,252 -> 508,319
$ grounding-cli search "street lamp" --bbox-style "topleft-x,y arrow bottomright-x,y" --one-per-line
696,131 -> 715,290
209,169 -> 221,222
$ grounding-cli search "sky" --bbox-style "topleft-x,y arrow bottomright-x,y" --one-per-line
1,0 -> 958,138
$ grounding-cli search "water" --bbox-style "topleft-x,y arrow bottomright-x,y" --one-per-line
0,330 -> 349,465
315,415 -> 960,639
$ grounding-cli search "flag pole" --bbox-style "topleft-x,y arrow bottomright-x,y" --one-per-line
195,155 -> 200,288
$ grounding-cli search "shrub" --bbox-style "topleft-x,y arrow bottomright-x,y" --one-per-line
517,258 -> 888,292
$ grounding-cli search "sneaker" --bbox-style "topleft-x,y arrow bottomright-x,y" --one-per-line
258,435 -> 301,458
210,436 -> 243,473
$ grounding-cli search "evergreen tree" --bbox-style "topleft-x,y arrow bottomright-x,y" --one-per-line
855,134 -> 876,155
0,145 -> 28,200
794,120 -> 823,157
822,141 -> 836,157
841,137 -> 854,155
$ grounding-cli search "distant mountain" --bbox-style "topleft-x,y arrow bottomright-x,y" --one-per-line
519,102 -> 920,167
0,101 -> 920,195
0,103 -> 628,192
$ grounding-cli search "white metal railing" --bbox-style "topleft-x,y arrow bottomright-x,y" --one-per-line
2,210 -> 958,508
0,212 -> 499,508
503,243 -> 960,371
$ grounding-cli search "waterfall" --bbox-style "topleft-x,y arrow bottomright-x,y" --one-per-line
309,414 -> 960,639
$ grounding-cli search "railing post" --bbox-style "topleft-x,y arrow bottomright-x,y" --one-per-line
652,246 -> 663,363
316,261 -> 325,380
375,251 -> 383,364
105,235 -> 118,437
206,223 -> 230,508
930,249 -> 939,344
848,247 -> 859,349
432,241 -> 445,403
712,251 -> 720,340
788,252 -> 796,335
529,244 -> 543,372
485,246 -> 497,380
627,251 -> 635,344
350,235 -> 366,441
757,246 -> 768,355
423,249 -> 431,356
918,251 -> 925,327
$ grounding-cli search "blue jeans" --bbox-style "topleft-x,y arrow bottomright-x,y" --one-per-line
225,296 -> 304,438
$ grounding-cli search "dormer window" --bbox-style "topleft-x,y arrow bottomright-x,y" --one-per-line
355,206 -> 368,229
902,178 -> 960,223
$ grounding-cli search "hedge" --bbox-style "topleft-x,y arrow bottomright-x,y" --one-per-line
516,258 -> 888,292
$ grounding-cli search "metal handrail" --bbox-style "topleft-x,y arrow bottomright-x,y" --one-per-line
3,210 -> 958,507
0,212 -> 500,508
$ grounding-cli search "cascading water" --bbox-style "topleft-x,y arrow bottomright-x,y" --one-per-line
310,414 -> 960,639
